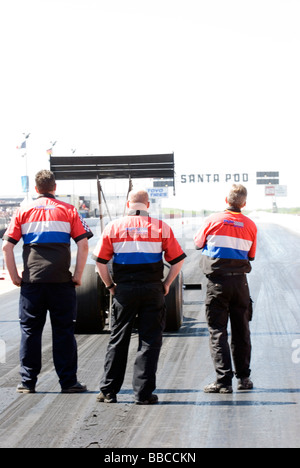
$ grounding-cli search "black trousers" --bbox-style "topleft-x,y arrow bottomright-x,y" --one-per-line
100,282 -> 166,401
205,274 -> 252,386
19,282 -> 78,389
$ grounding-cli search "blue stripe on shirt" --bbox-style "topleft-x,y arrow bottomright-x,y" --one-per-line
202,245 -> 249,260
113,252 -> 163,265
23,231 -> 71,245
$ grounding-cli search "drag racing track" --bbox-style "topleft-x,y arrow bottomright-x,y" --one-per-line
0,215 -> 300,448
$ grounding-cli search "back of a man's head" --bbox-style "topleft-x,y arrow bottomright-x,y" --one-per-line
227,184 -> 247,210
35,170 -> 56,194
128,190 -> 149,206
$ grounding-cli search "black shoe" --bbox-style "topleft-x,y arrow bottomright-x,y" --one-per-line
135,394 -> 159,405
96,391 -> 117,403
16,383 -> 36,394
61,382 -> 87,393
237,377 -> 253,390
204,382 -> 233,394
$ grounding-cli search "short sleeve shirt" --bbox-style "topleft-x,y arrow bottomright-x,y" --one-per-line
93,212 -> 186,283
194,209 -> 257,276
3,194 -> 93,283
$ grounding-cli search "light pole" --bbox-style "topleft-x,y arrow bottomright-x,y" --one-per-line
18,133 -> 30,202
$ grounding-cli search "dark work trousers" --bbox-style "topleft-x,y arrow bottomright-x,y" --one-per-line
205,274 -> 252,386
100,282 -> 166,401
19,282 -> 78,389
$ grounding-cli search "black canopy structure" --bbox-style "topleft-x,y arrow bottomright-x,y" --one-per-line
50,153 -> 175,182
50,153 -> 175,230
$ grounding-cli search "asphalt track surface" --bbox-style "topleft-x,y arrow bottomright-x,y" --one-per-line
0,214 -> 300,448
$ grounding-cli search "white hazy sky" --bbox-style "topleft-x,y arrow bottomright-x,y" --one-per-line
1,0 -> 299,210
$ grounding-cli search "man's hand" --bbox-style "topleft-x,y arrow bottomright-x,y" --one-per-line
96,263 -> 116,295
72,238 -> 89,287
72,274 -> 82,287
162,282 -> 170,296
108,284 -> 116,295
11,273 -> 22,287
162,260 -> 185,296
2,240 -> 22,287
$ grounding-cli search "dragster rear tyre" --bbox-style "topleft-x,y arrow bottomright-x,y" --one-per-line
164,271 -> 183,332
75,264 -> 106,334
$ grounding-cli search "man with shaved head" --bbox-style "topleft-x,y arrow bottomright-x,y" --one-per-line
128,189 -> 149,206
93,189 -> 186,404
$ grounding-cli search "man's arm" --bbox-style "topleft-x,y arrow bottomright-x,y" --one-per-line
162,259 -> 184,296
72,238 -> 89,286
2,240 -> 22,287
95,262 -> 116,295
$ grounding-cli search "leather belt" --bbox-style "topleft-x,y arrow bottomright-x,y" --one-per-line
221,272 -> 245,276
207,272 -> 245,279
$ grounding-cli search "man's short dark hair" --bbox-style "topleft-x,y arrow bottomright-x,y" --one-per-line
35,170 -> 56,193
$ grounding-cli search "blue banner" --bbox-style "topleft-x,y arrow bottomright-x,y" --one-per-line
21,175 -> 29,193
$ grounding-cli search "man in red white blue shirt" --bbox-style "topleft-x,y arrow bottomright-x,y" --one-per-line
93,189 -> 186,404
2,170 -> 93,394
194,184 -> 257,394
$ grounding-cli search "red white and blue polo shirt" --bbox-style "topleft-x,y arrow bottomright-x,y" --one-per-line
93,210 -> 186,283
3,194 -> 93,283
194,208 -> 257,276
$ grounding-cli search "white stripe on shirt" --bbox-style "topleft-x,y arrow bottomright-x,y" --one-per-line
113,241 -> 162,254
21,220 -> 71,235
206,235 -> 253,252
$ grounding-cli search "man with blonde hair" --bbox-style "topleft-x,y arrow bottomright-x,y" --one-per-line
194,184 -> 257,393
